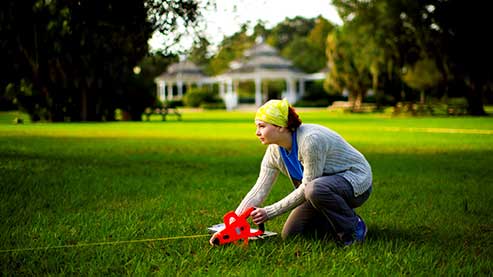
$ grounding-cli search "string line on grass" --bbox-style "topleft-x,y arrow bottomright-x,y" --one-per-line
0,234 -> 210,253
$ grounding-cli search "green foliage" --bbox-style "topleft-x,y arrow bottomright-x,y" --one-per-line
266,17 -> 315,50
0,0 -> 202,121
163,100 -> 183,109
138,53 -> 179,82
0,111 -> 492,274
268,16 -> 333,73
206,16 -> 333,76
187,36 -> 212,71
325,28 -> 373,111
331,0 -> 492,115
122,53 -> 179,121
294,99 -> 330,107
207,24 -> 256,75
281,37 -> 320,73
182,87 -> 222,108
200,102 -> 226,110
299,80 -> 337,107
402,58 -> 443,92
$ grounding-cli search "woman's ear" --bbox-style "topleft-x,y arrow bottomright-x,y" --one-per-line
278,126 -> 290,133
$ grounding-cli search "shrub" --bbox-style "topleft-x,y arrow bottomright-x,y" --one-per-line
164,100 -> 183,108
294,99 -> 330,107
183,87 -> 223,108
200,102 -> 226,110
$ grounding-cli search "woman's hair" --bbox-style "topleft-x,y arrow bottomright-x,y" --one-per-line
287,106 -> 302,131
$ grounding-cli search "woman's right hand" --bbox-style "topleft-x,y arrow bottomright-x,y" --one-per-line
250,207 -> 268,225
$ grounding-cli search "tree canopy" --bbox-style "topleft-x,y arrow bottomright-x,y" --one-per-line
1,0 -> 202,121
330,0 -> 492,114
2,1 -> 491,119
203,17 -> 335,76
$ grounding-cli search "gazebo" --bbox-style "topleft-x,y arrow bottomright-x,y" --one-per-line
154,60 -> 206,102
215,41 -> 307,109
154,41 -> 328,110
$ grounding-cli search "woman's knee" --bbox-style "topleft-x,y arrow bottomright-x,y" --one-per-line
304,179 -> 326,203
281,225 -> 296,240
282,217 -> 302,239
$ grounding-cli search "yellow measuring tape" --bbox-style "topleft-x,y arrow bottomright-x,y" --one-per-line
0,234 -> 210,253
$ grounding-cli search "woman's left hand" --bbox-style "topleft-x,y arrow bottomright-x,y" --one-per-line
251,207 -> 268,225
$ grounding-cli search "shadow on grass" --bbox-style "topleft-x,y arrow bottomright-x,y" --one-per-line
278,224 -> 442,248
367,224 -> 431,244
365,223 -> 493,260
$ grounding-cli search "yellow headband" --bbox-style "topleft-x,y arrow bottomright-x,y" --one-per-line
255,99 -> 289,127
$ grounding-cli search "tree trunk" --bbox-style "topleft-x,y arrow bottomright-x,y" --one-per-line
353,92 -> 363,112
80,89 -> 88,121
466,85 -> 486,115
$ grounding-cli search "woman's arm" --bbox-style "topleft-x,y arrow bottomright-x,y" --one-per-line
235,147 -> 279,215
264,134 -> 327,219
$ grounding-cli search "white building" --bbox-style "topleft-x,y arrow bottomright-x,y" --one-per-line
154,41 -> 327,110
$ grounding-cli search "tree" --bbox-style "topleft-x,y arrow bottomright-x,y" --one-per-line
431,0 -> 491,115
305,17 -> 335,70
266,17 -> 315,51
252,21 -> 270,40
281,17 -> 335,73
402,57 -> 443,104
208,24 -> 255,75
331,0 -> 492,115
122,52 -> 179,120
332,0 -> 412,109
325,28 -> 372,111
0,0 -> 203,121
188,36 -> 212,69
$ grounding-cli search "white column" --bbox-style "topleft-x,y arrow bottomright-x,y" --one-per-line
156,81 -> 162,102
255,77 -> 262,106
167,82 -> 173,101
161,81 -> 166,102
227,79 -> 233,94
298,78 -> 305,100
219,81 -> 225,98
225,79 -> 235,111
286,78 -> 296,104
177,80 -> 183,99
233,80 -> 239,107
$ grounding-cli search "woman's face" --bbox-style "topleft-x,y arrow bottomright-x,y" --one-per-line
255,120 -> 281,145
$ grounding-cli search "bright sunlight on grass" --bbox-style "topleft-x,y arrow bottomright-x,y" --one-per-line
0,110 -> 492,275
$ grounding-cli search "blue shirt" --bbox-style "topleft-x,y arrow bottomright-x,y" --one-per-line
279,130 -> 304,183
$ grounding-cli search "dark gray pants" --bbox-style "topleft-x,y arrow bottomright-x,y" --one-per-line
282,175 -> 371,240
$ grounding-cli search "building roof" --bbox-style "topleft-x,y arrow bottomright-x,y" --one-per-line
222,42 -> 304,79
155,60 -> 206,82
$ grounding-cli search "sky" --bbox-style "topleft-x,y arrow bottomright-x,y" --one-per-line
148,0 -> 343,54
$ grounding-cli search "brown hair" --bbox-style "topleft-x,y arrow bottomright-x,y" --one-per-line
287,106 -> 302,131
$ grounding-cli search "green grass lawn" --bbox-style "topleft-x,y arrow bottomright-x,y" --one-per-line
0,110 -> 492,275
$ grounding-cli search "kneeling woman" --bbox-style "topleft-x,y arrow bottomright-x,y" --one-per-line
212,99 -> 372,245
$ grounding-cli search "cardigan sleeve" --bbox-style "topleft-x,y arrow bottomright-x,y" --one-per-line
235,146 -> 279,215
